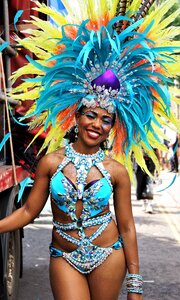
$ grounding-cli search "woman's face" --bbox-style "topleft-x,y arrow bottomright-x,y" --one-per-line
76,106 -> 114,148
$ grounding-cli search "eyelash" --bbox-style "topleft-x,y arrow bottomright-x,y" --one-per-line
85,113 -> 112,125
86,113 -> 95,119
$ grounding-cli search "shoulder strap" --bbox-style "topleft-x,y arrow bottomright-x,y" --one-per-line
96,162 -> 113,191
57,157 -> 71,172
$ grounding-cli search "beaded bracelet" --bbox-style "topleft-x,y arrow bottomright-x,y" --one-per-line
126,274 -> 143,294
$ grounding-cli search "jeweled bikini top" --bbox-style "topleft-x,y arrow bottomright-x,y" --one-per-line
65,144 -> 105,199
50,143 -> 113,221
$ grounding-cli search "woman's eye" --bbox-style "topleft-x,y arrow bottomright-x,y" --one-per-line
85,112 -> 96,119
102,118 -> 113,125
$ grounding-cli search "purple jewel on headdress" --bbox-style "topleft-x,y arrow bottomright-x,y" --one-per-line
91,70 -> 120,91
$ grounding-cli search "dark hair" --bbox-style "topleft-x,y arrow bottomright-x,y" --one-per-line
64,125 -> 77,143
64,106 -> 116,149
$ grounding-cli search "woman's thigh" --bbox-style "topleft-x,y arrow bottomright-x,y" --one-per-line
49,257 -> 91,300
87,249 -> 126,300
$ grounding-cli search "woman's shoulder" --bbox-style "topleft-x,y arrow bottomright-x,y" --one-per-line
104,155 -> 126,170
104,156 -> 129,178
38,147 -> 65,168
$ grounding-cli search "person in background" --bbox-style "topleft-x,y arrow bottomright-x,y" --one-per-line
164,125 -> 179,173
135,154 -> 155,214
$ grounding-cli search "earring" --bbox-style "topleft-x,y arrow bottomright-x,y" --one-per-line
74,124 -> 79,140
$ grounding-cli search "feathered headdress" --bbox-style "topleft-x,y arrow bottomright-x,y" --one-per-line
11,0 -> 180,177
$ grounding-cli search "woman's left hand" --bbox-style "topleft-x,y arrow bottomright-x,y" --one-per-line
127,293 -> 144,300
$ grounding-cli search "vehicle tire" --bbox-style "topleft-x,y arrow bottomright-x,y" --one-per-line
4,229 -> 20,300
0,186 -> 21,300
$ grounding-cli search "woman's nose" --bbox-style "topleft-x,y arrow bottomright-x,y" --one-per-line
92,117 -> 101,128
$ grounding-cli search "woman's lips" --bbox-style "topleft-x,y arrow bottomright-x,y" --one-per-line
86,130 -> 100,139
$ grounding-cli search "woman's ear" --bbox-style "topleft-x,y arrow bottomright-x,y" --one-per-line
75,111 -> 80,124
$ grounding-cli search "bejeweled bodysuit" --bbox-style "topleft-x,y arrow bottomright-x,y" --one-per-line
49,144 -> 123,274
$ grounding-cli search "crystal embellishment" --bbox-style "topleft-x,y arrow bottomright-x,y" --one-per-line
65,143 -> 105,201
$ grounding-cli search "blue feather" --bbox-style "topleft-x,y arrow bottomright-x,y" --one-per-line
0,41 -> 9,52
25,55 -> 49,72
14,10 -> 23,31
157,175 -> 177,193
0,133 -> 10,151
18,177 -> 34,203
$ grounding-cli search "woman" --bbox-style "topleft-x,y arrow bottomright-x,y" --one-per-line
1,0 -> 179,299
0,105 -> 142,299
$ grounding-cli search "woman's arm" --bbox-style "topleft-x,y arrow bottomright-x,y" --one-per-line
113,164 -> 139,274
0,155 -> 50,233
113,163 -> 143,299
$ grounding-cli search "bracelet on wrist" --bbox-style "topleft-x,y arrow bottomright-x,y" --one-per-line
126,273 -> 143,294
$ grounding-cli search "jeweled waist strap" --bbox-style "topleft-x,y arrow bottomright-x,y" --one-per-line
53,211 -> 112,231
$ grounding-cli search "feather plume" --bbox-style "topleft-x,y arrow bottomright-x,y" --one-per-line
32,1 -> 68,26
9,0 -> 180,176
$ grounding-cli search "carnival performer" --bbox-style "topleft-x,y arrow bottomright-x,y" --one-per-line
0,0 -> 180,299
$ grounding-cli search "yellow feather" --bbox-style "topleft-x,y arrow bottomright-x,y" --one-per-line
32,1 -> 68,26
132,145 -> 153,177
126,153 -> 134,182
20,30 -> 58,52
43,126 -> 58,145
10,63 -> 44,84
62,0 -> 88,23
25,127 -> 45,151
37,140 -> 49,155
109,0 -> 120,19
164,62 -> 180,77
155,108 -> 180,132
147,131 -> 167,152
12,81 -> 40,93
169,87 -> 180,105
37,125 -> 64,154
127,0 -> 142,16
27,110 -> 47,124
141,0 -> 177,28
11,88 -> 40,101
158,9 -> 180,31
29,16 -> 62,37
47,132 -> 64,153
15,36 -> 50,60
140,141 -> 160,173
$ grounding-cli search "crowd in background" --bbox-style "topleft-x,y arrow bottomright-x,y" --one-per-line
135,128 -> 180,214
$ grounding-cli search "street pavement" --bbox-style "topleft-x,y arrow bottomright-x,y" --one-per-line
18,171 -> 180,300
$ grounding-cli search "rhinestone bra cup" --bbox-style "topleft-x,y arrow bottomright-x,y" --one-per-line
50,143 -> 113,221
49,144 -> 122,274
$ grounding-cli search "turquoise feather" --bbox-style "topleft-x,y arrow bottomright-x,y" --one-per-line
18,177 -> 34,203
0,41 -> 9,52
14,10 -> 23,31
0,133 -> 10,151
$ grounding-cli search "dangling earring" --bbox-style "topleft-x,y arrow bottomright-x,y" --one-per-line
74,124 -> 79,140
